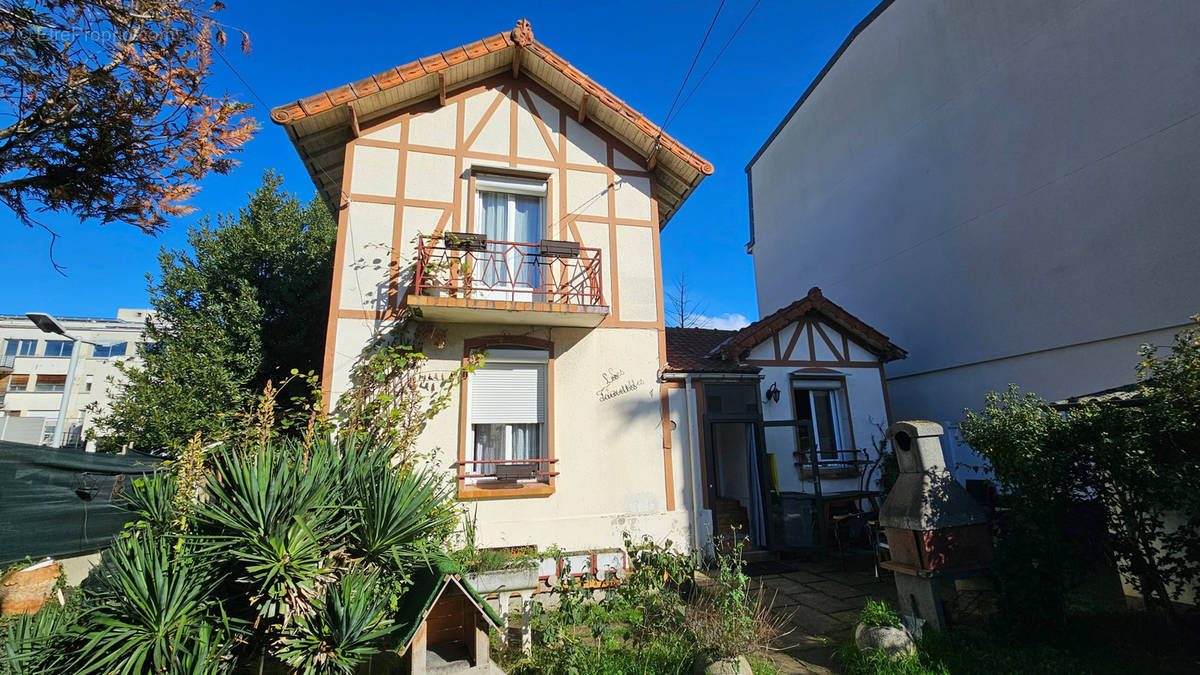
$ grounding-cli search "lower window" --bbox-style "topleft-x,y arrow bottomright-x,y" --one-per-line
467,348 -> 548,485
792,379 -> 849,462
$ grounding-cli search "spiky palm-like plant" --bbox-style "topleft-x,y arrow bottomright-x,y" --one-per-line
353,465 -> 457,568
192,440 -> 349,624
276,571 -> 401,674
72,536 -> 236,675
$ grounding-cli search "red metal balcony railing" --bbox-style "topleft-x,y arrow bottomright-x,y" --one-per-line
453,458 -> 559,482
413,235 -> 604,307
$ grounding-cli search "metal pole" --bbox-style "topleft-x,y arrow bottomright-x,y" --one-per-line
50,336 -> 81,448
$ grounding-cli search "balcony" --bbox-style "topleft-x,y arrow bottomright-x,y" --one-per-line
0,354 -> 13,371
407,235 -> 609,327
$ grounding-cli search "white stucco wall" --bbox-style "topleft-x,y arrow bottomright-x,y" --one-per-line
410,325 -> 687,552
745,323 -> 890,494
747,0 -> 1200,452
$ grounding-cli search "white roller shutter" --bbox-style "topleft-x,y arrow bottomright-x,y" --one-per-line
791,379 -> 843,390
469,349 -> 548,424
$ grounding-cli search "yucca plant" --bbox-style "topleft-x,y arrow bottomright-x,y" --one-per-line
192,440 -> 350,624
120,472 -> 178,534
353,465 -> 457,568
1,598 -> 78,675
72,536 -> 235,675
276,571 -> 401,674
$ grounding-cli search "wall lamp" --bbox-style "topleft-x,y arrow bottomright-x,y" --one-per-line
765,382 -> 781,403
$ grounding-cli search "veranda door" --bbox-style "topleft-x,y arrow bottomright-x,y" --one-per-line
474,175 -> 545,302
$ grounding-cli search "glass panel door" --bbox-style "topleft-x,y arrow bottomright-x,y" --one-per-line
474,190 -> 543,302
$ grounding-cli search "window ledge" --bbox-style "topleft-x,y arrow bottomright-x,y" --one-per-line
797,467 -> 862,479
458,482 -> 555,500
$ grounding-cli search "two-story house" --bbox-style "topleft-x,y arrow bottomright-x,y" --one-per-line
272,20 -> 712,554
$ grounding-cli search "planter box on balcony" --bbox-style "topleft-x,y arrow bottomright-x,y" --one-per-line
444,232 -> 488,251
539,239 -> 579,258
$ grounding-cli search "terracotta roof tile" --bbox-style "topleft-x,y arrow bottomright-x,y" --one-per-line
665,327 -> 761,374
442,47 -> 470,66
716,287 -> 907,363
269,19 -> 713,177
350,75 -> 381,97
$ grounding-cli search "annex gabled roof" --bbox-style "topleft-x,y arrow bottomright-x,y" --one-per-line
271,19 -> 713,225
714,287 -> 907,363
664,327 -> 761,374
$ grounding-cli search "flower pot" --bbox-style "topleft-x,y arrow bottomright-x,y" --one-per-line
854,623 -> 916,660
693,654 -> 752,674
0,560 -> 61,616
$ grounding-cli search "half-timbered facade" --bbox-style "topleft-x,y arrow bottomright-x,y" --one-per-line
664,287 -> 905,552
272,20 -> 712,553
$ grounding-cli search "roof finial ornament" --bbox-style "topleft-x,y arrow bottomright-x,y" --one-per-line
512,18 -> 534,46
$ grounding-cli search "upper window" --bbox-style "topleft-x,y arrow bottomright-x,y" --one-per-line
44,340 -> 73,357
4,340 -> 37,357
792,379 -> 850,462
93,342 -> 128,358
7,375 -> 29,392
34,375 -> 67,392
467,348 -> 548,484
473,174 -> 547,296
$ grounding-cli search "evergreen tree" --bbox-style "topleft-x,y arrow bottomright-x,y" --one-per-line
95,171 -> 335,452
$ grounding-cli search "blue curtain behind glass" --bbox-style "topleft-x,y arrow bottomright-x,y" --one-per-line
479,192 -> 506,286
514,195 -> 541,288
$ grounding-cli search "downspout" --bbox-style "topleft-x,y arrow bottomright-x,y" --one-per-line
683,374 -> 703,554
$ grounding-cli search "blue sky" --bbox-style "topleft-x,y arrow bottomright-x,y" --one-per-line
0,0 -> 878,324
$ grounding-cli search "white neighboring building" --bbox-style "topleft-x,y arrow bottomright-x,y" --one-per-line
744,0 -> 1200,480
0,309 -> 150,447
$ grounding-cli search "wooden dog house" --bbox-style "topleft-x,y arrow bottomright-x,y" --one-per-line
394,560 -> 502,674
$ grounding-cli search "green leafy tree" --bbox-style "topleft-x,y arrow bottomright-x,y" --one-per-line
961,316 -> 1200,627
94,171 -> 334,452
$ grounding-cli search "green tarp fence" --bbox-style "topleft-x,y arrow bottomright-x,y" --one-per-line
0,441 -> 164,565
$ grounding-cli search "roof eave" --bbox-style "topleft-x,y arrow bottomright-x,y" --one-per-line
271,21 -> 712,224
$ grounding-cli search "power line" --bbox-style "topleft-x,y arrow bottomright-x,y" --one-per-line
658,0 -> 728,135
663,0 -> 763,131
212,47 -> 349,204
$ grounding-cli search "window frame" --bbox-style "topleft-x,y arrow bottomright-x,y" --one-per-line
93,341 -> 128,358
458,335 -> 556,500
4,339 -> 38,357
43,340 -> 74,358
7,374 -> 29,392
34,374 -> 67,392
467,350 -> 548,484
790,376 -> 854,464
470,173 -> 549,299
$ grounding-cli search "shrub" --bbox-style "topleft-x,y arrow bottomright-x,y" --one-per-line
960,317 -> 1200,627
504,532 -> 785,674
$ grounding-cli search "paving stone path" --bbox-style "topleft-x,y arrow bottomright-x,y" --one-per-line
747,555 -> 898,674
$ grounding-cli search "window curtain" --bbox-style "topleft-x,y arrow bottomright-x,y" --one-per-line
473,424 -> 504,476
479,192 -> 507,286
812,390 -> 839,460
513,195 -> 542,288
511,423 -> 540,462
